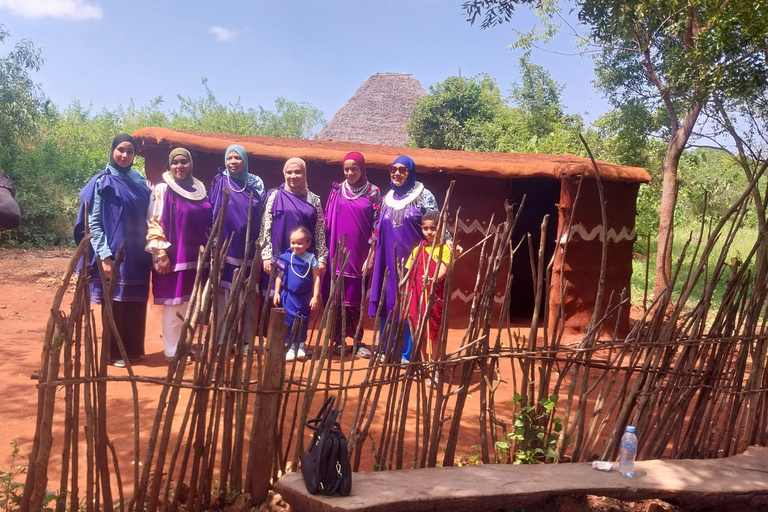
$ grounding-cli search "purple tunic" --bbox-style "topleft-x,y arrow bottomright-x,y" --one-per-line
152,185 -> 212,305
268,185 -> 318,257
210,172 -> 264,289
325,182 -> 379,306
368,199 -> 424,317
75,170 -> 152,303
261,185 -> 319,296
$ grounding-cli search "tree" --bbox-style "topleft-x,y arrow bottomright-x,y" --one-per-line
0,24 -> 47,169
511,56 -> 566,139
254,97 -> 326,140
463,0 -> 768,296
406,74 -> 506,151
173,78 -> 326,139
407,63 -> 584,154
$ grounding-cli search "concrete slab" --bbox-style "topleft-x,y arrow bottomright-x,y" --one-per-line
273,446 -> 768,512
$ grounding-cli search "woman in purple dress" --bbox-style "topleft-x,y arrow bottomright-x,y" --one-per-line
210,144 -> 265,344
368,155 -> 441,362
74,134 -> 152,366
146,148 -> 211,362
260,158 -> 329,331
325,152 -> 381,358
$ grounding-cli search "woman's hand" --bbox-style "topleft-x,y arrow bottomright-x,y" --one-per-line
310,294 -> 321,310
263,260 -> 272,275
155,254 -> 171,275
273,293 -> 281,307
103,257 -> 113,280
318,262 -> 327,276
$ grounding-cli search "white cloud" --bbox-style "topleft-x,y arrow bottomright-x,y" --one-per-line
0,0 -> 101,20
209,26 -> 239,42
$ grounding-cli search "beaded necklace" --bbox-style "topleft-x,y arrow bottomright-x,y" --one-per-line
290,252 -> 312,279
342,180 -> 369,200
226,172 -> 247,193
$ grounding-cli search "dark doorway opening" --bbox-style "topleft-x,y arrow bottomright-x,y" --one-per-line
508,178 -> 560,320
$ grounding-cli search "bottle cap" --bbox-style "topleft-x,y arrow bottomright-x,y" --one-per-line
627,425 -> 636,434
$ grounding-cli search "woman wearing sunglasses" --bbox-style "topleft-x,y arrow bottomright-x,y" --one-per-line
368,155 -> 440,362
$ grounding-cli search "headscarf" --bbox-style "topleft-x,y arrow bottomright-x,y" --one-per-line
283,157 -> 308,195
343,151 -> 367,187
224,144 -> 249,178
390,155 -> 417,197
166,147 -> 194,185
109,134 -> 137,174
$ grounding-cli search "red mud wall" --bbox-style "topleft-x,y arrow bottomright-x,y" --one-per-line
145,147 -> 639,333
550,176 -> 640,336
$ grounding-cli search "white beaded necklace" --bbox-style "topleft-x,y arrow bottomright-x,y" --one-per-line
162,172 -> 207,201
290,253 -> 312,279
342,180 -> 369,200
227,172 -> 247,193
384,183 -> 424,210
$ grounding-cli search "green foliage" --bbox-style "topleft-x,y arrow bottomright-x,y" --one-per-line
582,0 -> 768,111
462,0 -> 542,29
0,24 -> 49,171
496,393 -> 562,464
172,78 -> 326,139
0,72 -> 327,247
407,60 -> 585,154
0,438 -> 23,512
406,73 -> 505,151
631,222 -> 759,311
510,56 -> 565,139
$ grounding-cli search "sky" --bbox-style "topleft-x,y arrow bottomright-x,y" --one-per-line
0,0 -> 612,129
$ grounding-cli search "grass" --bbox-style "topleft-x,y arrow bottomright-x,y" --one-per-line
630,222 -> 758,313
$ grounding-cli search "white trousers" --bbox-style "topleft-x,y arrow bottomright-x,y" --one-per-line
162,303 -> 188,358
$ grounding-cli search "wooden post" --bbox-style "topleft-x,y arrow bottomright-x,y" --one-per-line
249,307 -> 287,505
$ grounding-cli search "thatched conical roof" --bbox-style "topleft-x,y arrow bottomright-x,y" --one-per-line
317,73 -> 427,146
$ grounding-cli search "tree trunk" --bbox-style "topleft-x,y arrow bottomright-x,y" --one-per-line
653,105 -> 703,298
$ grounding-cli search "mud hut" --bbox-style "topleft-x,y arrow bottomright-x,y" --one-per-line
133,127 -> 650,333
317,73 -> 427,146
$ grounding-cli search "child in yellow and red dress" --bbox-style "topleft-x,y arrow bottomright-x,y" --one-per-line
404,210 -> 451,363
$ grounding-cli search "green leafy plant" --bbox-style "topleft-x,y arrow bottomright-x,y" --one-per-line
0,438 -> 25,512
496,393 -> 561,465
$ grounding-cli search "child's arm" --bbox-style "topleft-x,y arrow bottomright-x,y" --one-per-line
310,268 -> 322,310
273,273 -> 283,306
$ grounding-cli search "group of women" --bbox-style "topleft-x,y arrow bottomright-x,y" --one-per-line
76,134 -> 443,366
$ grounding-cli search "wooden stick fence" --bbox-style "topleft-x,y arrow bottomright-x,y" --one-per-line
21,161 -> 768,510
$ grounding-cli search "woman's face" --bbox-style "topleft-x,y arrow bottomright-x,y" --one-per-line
226,151 -> 244,173
171,154 -> 191,181
390,163 -> 409,187
343,159 -> 362,185
113,142 -> 135,168
285,163 -> 305,189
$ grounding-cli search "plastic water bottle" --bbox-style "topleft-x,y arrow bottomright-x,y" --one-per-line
618,425 -> 637,477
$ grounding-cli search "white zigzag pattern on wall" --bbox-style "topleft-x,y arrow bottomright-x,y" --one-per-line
563,223 -> 637,244
458,219 -> 487,234
451,289 -> 506,304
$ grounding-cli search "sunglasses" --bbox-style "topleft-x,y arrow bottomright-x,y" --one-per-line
390,166 -> 409,175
